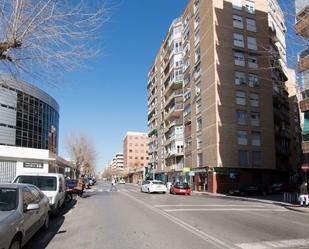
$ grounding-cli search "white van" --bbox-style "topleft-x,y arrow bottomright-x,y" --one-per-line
13,173 -> 66,215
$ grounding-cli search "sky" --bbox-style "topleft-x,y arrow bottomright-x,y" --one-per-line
42,0 -> 188,173
38,0 -> 302,174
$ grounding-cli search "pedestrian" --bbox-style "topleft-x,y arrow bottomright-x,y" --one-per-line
299,181 -> 309,207
77,174 -> 85,197
110,178 -> 117,192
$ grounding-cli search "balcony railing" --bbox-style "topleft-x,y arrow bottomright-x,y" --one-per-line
295,4 -> 309,38
298,49 -> 309,72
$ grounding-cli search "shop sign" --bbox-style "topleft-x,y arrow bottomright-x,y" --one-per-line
301,164 -> 309,172
183,167 -> 190,172
23,162 -> 43,169
189,171 -> 195,176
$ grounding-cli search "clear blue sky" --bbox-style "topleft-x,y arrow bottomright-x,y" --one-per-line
43,0 -> 188,173
39,0 -> 301,173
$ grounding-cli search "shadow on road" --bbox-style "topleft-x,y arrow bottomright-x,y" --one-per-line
24,199 -> 77,249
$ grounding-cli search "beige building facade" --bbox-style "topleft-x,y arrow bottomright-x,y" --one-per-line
148,0 -> 294,193
123,132 -> 149,169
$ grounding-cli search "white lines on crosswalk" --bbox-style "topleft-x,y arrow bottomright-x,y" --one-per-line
164,208 -> 288,212
236,238 -> 309,249
155,204 -> 265,208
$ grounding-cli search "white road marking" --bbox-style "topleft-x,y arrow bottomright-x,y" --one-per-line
121,189 -> 129,193
236,238 -> 309,249
163,208 -> 288,212
120,190 -> 236,249
155,204 -> 265,208
98,189 -> 103,192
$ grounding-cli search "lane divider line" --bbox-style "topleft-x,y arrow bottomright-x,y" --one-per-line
119,190 -> 236,249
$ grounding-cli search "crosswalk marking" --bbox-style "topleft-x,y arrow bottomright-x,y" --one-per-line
236,238 -> 309,249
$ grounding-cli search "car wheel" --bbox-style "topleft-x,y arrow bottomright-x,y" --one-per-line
9,235 -> 21,249
42,213 -> 49,231
162,192 -> 166,194
148,188 -> 150,193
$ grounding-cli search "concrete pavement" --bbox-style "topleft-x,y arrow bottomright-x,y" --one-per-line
24,181 -> 309,249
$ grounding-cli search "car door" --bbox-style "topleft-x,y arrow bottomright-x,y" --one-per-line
28,186 -> 46,228
22,187 -> 39,242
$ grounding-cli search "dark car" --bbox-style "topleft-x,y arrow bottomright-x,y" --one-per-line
229,185 -> 267,196
65,179 -> 80,193
268,183 -> 297,194
170,182 -> 192,195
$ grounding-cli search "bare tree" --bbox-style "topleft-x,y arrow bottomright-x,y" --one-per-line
67,133 -> 97,176
0,0 -> 108,83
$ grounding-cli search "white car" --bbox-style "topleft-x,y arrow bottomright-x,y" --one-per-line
13,173 -> 66,215
119,179 -> 126,184
140,180 -> 167,194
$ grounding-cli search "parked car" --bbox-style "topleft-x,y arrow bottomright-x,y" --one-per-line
13,173 -> 66,215
119,179 -> 126,184
170,182 -> 192,195
268,182 -> 297,194
88,177 -> 94,186
140,180 -> 167,194
228,185 -> 267,196
0,183 -> 49,249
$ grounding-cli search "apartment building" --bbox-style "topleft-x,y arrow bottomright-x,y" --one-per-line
110,153 -> 124,169
147,18 -> 185,183
148,0 -> 293,193
123,132 -> 149,169
295,0 -> 309,177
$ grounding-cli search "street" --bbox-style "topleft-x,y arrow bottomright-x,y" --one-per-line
25,181 -> 309,249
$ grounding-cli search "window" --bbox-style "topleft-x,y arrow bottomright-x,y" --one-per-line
248,74 -> 259,88
245,0 -> 255,14
237,111 -> 247,125
197,135 -> 202,149
234,33 -> 244,47
195,47 -> 201,63
232,0 -> 242,10
235,71 -> 246,85
251,112 -> 260,126
239,150 -> 249,166
252,132 -> 261,146
248,56 -> 258,68
236,91 -> 246,105
129,149 -> 132,152
250,93 -> 259,107
234,52 -> 245,66
247,37 -> 257,50
197,153 -> 203,167
233,15 -> 243,29
252,151 -> 262,167
197,117 -> 202,131
129,156 -> 132,159
237,130 -> 248,145
196,99 -> 202,113
247,18 -> 256,32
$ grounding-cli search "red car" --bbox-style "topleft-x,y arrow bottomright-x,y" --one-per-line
170,182 -> 192,195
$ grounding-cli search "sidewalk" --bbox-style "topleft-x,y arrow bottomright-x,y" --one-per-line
192,191 -> 309,214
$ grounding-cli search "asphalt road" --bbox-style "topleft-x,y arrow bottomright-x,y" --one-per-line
25,180 -> 309,249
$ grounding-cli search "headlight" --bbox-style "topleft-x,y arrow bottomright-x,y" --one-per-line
48,197 -> 53,203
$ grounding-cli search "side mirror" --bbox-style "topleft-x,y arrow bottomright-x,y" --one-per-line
26,203 -> 40,211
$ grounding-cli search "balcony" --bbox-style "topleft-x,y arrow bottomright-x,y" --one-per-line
165,119 -> 183,132
298,49 -> 309,72
148,128 -> 158,138
165,89 -> 183,107
164,80 -> 183,96
165,103 -> 183,120
166,150 -> 184,158
300,98 -> 309,112
295,4 -> 309,38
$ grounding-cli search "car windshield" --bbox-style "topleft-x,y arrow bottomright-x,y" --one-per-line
15,176 -> 57,191
175,183 -> 190,189
0,188 -> 18,211
152,181 -> 164,185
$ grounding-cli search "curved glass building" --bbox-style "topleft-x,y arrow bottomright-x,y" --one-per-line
0,78 -> 59,153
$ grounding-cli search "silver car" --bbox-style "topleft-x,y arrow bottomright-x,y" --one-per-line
0,183 -> 50,249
